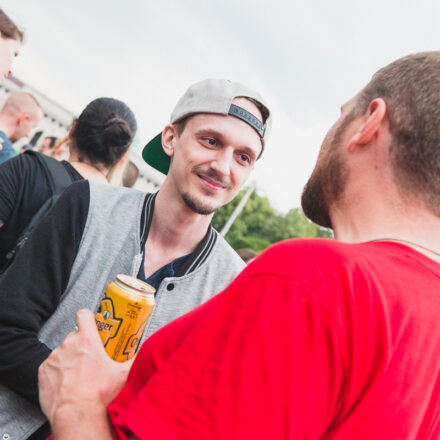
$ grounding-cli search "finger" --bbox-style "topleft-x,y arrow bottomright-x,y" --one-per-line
76,309 -> 102,343
62,328 -> 80,345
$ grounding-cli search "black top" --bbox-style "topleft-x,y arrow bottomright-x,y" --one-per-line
0,153 -> 83,267
138,250 -> 189,290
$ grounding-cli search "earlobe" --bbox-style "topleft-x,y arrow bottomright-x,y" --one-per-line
161,125 -> 176,158
347,98 -> 387,152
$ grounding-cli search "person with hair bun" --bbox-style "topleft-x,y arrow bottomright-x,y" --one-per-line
0,97 -> 137,269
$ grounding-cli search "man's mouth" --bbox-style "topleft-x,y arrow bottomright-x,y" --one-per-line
197,174 -> 225,191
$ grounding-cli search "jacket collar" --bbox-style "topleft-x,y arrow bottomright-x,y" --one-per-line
140,192 -> 218,276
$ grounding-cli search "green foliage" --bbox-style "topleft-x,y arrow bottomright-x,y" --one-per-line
229,236 -> 272,253
213,188 -> 333,251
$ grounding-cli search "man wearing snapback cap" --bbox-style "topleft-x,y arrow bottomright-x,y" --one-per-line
0,79 -> 272,439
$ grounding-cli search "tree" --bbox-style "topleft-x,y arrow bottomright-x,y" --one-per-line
213,188 -> 332,252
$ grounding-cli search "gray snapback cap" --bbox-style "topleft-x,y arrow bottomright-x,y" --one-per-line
142,79 -> 272,175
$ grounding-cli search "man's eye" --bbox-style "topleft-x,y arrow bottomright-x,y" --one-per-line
239,154 -> 250,163
204,138 -> 216,146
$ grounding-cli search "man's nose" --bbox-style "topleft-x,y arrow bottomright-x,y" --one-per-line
210,148 -> 233,177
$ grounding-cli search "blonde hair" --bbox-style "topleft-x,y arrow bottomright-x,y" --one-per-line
49,135 -> 70,161
107,154 -> 129,186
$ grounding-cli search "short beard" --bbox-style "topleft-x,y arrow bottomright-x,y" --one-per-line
301,111 -> 354,228
182,192 -> 216,215
301,151 -> 347,228
180,165 -> 232,215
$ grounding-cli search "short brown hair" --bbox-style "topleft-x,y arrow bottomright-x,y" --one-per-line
0,9 -> 24,42
354,51 -> 440,216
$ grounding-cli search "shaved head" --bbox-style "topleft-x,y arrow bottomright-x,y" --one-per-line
0,92 -> 42,142
2,92 -> 41,120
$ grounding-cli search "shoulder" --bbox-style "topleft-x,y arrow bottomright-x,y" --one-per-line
51,180 -> 91,220
0,150 -> 33,169
88,181 -> 149,214
243,238 -> 371,283
0,151 -> 49,187
59,179 -> 91,200
210,231 -> 246,270
88,180 -> 148,200
0,150 -> 50,172
0,133 -> 13,156
86,181 -> 149,222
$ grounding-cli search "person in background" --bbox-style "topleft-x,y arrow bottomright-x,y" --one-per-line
49,135 -> 70,161
38,135 -> 57,155
39,51 -> 440,439
108,157 -> 139,188
122,160 -> 139,188
0,92 -> 42,164
107,152 -> 129,186
0,8 -> 22,82
236,247 -> 258,264
0,79 -> 271,439
19,144 -> 32,154
0,97 -> 137,271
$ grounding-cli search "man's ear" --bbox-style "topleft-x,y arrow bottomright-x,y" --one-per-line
17,112 -> 30,126
161,124 -> 177,158
347,98 -> 386,152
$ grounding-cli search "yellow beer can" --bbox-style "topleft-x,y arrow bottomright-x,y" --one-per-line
95,274 -> 155,362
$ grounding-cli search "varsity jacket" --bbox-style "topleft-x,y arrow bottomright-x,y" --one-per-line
0,180 -> 245,440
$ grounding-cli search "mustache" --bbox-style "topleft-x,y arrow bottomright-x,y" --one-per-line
193,166 -> 233,189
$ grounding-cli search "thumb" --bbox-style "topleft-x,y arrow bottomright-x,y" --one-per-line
76,309 -> 102,343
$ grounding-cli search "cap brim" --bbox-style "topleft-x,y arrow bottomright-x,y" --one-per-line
142,133 -> 170,175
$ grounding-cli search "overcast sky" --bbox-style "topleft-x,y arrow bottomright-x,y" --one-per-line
3,0 -> 440,211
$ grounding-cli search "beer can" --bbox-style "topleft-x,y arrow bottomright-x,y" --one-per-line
95,274 -> 155,362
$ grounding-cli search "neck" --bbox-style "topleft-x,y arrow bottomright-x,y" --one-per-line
68,151 -> 108,183
331,195 -> 440,262
148,185 -> 213,256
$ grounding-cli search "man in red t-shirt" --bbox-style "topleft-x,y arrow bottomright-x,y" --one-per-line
39,51 -> 440,439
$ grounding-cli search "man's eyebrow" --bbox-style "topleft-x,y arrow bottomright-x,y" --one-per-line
194,128 -> 259,159
193,128 -> 226,139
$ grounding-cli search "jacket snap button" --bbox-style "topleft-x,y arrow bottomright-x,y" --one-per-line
166,283 -> 175,291
3,434 -> 10,440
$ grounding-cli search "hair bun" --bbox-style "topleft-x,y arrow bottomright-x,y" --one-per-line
103,117 -> 133,148
73,97 -> 137,168
103,116 -> 121,130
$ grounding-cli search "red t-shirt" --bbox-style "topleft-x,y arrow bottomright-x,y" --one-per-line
108,239 -> 440,439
